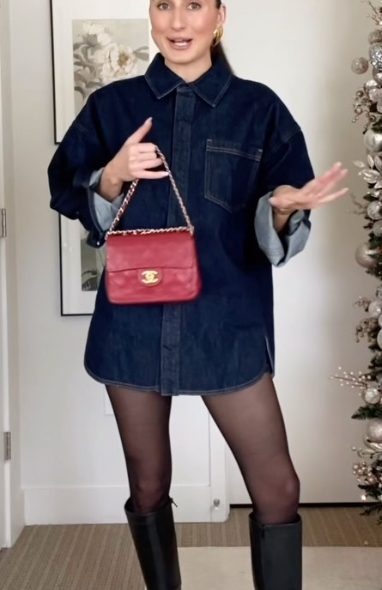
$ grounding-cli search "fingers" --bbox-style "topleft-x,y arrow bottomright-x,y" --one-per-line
318,187 -> 349,205
133,143 -> 158,154
315,168 -> 348,199
130,156 -> 164,171
125,117 -> 153,145
136,152 -> 162,163
301,164 -> 348,205
138,170 -> 170,180
303,163 -> 347,196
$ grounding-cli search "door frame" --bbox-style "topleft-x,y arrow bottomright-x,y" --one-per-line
0,2 -> 8,547
0,0 -> 24,547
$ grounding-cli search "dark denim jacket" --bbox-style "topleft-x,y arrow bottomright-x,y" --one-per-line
48,53 -> 314,395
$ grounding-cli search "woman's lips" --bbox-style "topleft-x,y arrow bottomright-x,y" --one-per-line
168,38 -> 193,49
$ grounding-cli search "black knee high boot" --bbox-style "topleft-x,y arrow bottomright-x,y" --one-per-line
249,513 -> 302,590
124,498 -> 181,590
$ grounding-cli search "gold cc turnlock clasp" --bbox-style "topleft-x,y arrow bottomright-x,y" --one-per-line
141,270 -> 160,286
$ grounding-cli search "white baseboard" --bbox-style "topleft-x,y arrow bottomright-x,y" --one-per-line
23,485 -> 229,525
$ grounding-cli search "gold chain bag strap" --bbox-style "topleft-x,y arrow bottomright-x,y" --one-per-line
104,148 -> 202,304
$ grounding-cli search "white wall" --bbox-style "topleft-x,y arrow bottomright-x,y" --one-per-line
7,0 -> 375,525
226,0 -> 375,504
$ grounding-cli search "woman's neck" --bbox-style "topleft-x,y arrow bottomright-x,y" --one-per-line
164,54 -> 212,83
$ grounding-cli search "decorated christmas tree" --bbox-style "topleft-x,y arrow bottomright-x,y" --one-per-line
334,0 -> 382,523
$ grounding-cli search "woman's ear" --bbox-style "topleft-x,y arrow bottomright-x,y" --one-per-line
218,4 -> 226,27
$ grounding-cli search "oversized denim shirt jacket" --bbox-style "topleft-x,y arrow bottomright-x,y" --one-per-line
48,53 -> 315,396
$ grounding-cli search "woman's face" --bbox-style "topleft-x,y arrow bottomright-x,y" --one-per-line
149,0 -> 225,72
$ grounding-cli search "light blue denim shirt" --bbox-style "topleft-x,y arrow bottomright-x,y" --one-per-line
89,168 -> 309,268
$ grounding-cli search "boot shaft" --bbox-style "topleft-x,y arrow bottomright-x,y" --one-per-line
249,513 -> 302,590
125,498 -> 181,590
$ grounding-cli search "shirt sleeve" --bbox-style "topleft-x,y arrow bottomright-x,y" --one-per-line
254,93 -> 315,266
88,168 -> 124,232
47,91 -> 113,248
255,191 -> 311,267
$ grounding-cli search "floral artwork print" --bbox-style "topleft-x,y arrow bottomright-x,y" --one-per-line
72,19 -> 149,114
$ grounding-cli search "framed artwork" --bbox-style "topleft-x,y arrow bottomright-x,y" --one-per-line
59,217 -> 105,316
50,0 -> 152,142
50,1 -> 154,315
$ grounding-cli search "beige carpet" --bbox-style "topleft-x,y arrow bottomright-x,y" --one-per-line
0,508 -> 381,589
177,547 -> 382,590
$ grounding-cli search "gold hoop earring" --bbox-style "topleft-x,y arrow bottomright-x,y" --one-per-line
212,26 -> 224,47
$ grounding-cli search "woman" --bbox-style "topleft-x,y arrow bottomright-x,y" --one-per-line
48,1 -> 348,589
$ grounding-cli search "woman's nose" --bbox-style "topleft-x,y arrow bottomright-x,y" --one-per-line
169,8 -> 187,30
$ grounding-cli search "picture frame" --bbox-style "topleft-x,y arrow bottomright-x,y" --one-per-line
50,0 -> 155,314
50,0 -> 154,143
59,216 -> 104,316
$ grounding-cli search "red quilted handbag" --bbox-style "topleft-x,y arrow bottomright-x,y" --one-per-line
105,148 -> 202,304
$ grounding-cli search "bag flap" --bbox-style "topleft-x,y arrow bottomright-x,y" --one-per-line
106,231 -> 197,272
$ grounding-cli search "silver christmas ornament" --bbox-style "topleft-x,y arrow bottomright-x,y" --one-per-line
378,314 -> 382,328
352,57 -> 369,74
355,243 -> 376,268
369,43 -> 382,69
373,67 -> 382,85
364,128 -> 382,153
369,30 -> 382,45
367,200 -> 382,219
369,87 -> 382,102
364,384 -> 381,404
373,219 -> 382,236
365,79 -> 379,91
366,418 -> 382,443
369,300 -> 382,317
367,475 -> 378,485
377,329 -> 382,348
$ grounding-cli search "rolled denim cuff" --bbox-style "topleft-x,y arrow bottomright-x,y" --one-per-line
88,167 -> 124,232
255,192 -> 311,266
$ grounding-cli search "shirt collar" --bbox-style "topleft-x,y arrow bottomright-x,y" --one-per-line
145,52 -> 232,107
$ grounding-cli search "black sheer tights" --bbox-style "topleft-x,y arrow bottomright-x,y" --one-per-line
106,372 -> 299,524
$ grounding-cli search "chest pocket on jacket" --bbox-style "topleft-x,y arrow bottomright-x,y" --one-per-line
205,139 -> 263,213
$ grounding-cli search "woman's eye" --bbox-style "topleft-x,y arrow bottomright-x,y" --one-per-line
157,2 -> 170,10
188,2 -> 202,8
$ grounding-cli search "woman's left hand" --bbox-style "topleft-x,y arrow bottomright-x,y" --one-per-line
268,162 -> 349,214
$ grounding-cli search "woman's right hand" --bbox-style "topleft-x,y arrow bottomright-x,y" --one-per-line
99,117 -> 168,201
